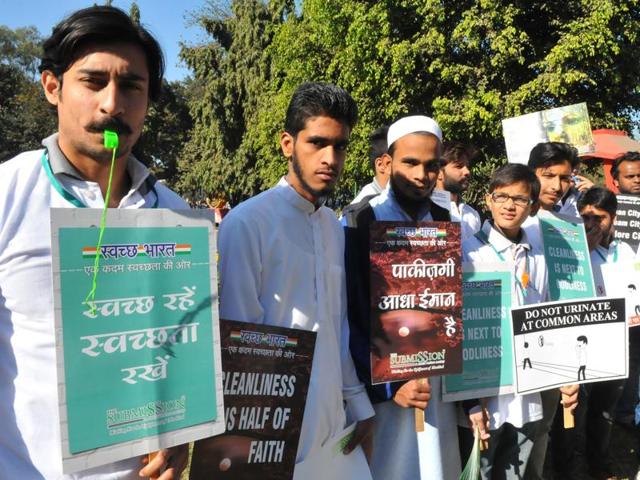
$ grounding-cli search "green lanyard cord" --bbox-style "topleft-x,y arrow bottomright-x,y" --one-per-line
474,229 -> 529,298
41,151 -> 160,209
84,145 -> 118,314
42,143 -> 160,314
41,152 -> 85,208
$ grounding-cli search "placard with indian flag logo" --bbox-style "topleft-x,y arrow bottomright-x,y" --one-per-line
51,209 -> 225,474
369,221 -> 463,384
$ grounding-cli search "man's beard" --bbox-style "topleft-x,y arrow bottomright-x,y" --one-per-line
443,175 -> 467,195
390,172 -> 433,208
291,152 -> 334,200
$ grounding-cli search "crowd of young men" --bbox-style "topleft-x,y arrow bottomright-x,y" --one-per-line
1,4 -> 639,480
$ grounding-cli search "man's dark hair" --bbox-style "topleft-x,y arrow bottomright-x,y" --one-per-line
577,187 -> 618,217
488,163 -> 540,203
442,141 -> 482,167
577,335 -> 588,344
527,142 -> 579,170
39,5 -> 164,101
611,151 -> 640,179
284,82 -> 358,137
368,126 -> 388,169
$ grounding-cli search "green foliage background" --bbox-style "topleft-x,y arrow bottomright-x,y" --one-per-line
2,0 -> 639,211
178,0 -> 640,208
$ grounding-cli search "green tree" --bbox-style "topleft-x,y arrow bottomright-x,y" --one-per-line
0,25 -> 56,162
129,2 -> 141,25
133,80 -> 193,184
263,0 -> 640,207
176,0 -> 294,205
180,0 -> 640,208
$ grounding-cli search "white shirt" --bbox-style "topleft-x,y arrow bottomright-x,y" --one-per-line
590,240 -> 638,296
351,178 -> 384,204
449,201 -> 481,242
462,220 -> 545,429
218,178 -> 374,468
367,185 -> 461,480
0,135 -> 187,479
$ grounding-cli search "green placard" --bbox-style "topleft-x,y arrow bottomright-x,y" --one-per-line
443,265 -> 513,401
58,225 -> 217,453
539,212 -> 595,301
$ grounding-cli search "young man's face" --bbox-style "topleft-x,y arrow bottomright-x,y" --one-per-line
534,161 -> 572,210
42,42 -> 150,162
281,115 -> 349,205
440,159 -> 471,194
614,160 -> 640,195
387,133 -> 441,204
485,181 -> 533,237
579,205 -> 615,250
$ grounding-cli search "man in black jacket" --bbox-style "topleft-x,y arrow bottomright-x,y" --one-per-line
343,116 -> 458,479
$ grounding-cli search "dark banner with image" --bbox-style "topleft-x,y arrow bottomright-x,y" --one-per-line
369,221 -> 463,384
190,319 -> 316,480
614,195 -> 640,252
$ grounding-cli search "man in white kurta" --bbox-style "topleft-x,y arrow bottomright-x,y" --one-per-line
436,141 -> 482,241
0,5 -> 188,478
0,135 -> 187,479
217,82 -> 374,479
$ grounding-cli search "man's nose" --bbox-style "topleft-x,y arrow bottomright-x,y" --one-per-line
99,81 -> 125,116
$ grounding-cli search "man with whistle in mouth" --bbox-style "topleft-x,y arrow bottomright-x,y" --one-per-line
0,6 -> 188,479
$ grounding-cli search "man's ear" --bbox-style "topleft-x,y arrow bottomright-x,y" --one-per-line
485,193 -> 492,210
41,70 -> 61,106
280,131 -> 294,159
377,154 -> 392,174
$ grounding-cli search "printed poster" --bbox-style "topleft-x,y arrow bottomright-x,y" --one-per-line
189,319 -> 316,480
614,195 -> 640,252
369,221 -> 463,384
502,102 -> 595,164
601,262 -> 640,327
443,264 -> 513,402
510,297 -> 627,395
539,211 -> 595,300
51,209 -> 225,473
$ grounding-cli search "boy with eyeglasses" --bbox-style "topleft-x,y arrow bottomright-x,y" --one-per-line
460,163 -> 547,478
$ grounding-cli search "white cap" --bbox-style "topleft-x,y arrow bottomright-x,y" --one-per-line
387,115 -> 443,147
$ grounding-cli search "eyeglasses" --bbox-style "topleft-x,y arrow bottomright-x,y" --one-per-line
490,192 -> 532,207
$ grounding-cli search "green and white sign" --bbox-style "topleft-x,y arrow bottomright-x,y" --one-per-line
51,209 -> 225,474
539,211 -> 595,301
443,264 -> 513,401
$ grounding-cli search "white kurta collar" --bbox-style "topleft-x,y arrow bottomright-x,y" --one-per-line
276,177 -> 320,215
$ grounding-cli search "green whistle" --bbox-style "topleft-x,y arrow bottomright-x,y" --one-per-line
104,130 -> 119,149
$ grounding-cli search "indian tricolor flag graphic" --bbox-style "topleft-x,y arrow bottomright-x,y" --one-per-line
82,246 -> 99,258
285,337 -> 298,347
175,244 -> 192,254
386,228 -> 398,237
230,330 -> 243,341
436,228 -> 447,237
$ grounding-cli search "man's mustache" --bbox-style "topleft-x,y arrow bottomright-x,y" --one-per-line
86,118 -> 132,136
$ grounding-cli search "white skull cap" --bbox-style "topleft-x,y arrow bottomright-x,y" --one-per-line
387,115 -> 443,147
